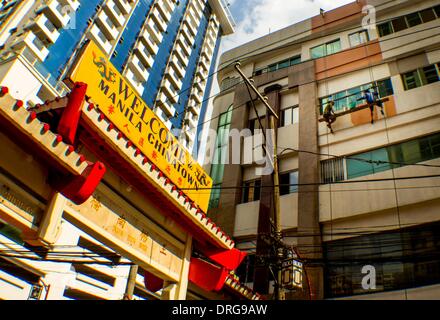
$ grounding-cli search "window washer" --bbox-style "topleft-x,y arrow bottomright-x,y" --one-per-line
373,90 -> 386,116
323,99 -> 337,133
358,89 -> 384,124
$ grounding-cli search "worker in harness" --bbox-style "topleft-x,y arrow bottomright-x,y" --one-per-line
323,98 -> 337,133
358,89 -> 385,124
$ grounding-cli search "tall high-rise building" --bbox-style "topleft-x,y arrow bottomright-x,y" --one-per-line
205,0 -> 440,299
0,0 -> 234,153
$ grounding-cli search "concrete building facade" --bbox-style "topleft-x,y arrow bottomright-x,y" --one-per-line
205,0 -> 440,299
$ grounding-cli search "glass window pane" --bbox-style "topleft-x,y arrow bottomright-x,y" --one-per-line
242,182 -> 250,203
268,64 -> 277,72
278,60 -> 290,69
289,171 -> 299,194
349,33 -> 360,47
347,87 -> 361,109
283,108 -> 292,126
311,45 -> 325,59
422,65 -> 440,84
292,107 -> 299,124
334,91 -> 347,112
405,12 -> 422,27
371,148 -> 391,174
403,70 -> 422,90
280,173 -> 290,196
392,16 -> 408,32
420,8 -> 436,23
226,107 -> 233,124
254,180 -> 261,201
290,56 -> 301,66
359,30 -> 369,43
347,153 -> 374,179
429,134 -> 440,158
435,5 -> 440,18
378,22 -> 393,37
326,40 -> 341,55
377,78 -> 394,97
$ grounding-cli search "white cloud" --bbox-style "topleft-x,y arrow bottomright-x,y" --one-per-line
221,0 -> 355,53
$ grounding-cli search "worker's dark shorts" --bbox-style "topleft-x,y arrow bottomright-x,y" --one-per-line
324,114 -> 336,122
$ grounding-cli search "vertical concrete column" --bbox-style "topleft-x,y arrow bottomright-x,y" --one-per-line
253,84 -> 282,295
293,61 -> 324,300
161,282 -> 179,300
176,234 -> 192,300
24,192 -> 66,247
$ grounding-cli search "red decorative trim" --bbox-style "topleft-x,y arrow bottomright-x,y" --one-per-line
189,257 -> 229,292
144,271 -> 164,293
28,111 -> 37,121
67,145 -> 75,154
60,161 -> 106,205
15,100 -> 24,108
57,82 -> 87,145
42,123 -> 50,133
199,248 -> 247,271
0,86 -> 9,96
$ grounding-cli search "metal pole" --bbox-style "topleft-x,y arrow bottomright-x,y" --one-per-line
235,63 -> 284,300
234,63 -> 279,119
124,265 -> 139,300
269,114 -> 284,301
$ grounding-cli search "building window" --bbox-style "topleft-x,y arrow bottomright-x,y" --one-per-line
249,116 -> 266,135
325,221 -> 440,298
405,12 -> 422,27
254,55 -> 301,76
392,16 -> 408,33
377,21 -> 393,37
420,8 -> 437,23
242,179 -> 262,204
348,30 -> 369,47
311,39 -> 342,59
347,148 -> 392,179
321,132 -> 440,183
281,106 -> 299,127
321,158 -> 345,184
319,78 -> 394,115
377,5 -> 440,37
209,106 -> 233,209
402,64 -> 440,90
280,171 -> 299,196
435,5 -> 440,18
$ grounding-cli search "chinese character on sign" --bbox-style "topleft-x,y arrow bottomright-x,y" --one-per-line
90,198 -> 101,212
108,105 -> 115,115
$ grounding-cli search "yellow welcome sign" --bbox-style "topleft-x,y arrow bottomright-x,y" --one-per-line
67,40 -> 212,212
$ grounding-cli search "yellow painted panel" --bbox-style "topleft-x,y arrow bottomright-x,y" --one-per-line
67,40 -> 212,212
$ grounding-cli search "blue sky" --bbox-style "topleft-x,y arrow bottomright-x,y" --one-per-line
222,0 -> 356,52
